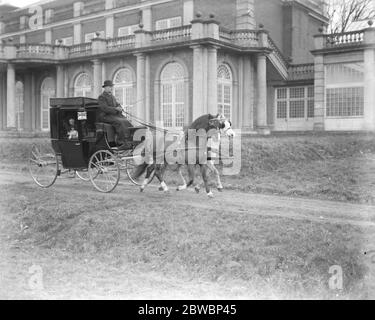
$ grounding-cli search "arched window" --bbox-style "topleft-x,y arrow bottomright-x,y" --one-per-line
113,68 -> 135,116
41,77 -> 55,131
160,62 -> 185,128
74,73 -> 92,97
217,64 -> 233,120
15,81 -> 24,130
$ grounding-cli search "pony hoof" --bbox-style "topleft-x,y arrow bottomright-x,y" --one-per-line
158,186 -> 164,191
207,192 -> 214,198
177,185 -> 187,191
217,188 -> 223,192
195,187 -> 200,194
140,187 -> 145,193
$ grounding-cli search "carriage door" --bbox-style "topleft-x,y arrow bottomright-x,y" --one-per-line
41,77 -> 55,131
15,81 -> 24,131
161,62 -> 185,129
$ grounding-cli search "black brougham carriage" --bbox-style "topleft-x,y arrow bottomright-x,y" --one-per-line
28,97 -> 152,193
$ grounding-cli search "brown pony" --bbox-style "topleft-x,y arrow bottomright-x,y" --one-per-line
136,114 -> 234,197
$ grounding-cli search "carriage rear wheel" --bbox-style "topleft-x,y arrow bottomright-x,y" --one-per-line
28,143 -> 58,188
88,150 -> 120,193
125,158 -> 155,186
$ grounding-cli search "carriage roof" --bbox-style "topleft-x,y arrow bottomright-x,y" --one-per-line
50,97 -> 99,109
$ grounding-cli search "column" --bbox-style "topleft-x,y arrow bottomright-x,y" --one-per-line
6,63 -> 16,129
242,56 -> 253,130
106,15 -> 114,38
45,29 -> 52,44
145,55 -> 151,122
207,46 -> 218,115
73,23 -> 82,44
313,54 -> 325,131
24,73 -> 33,131
31,72 -> 36,131
192,45 -> 204,120
236,0 -> 256,29
364,48 -> 375,130
183,0 -> 194,25
0,72 -> 4,130
56,65 -> 64,97
142,6 -> 152,31
256,54 -> 268,132
136,53 -> 146,119
92,59 -> 102,99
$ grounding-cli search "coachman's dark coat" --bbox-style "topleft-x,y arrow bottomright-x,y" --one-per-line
97,91 -> 133,146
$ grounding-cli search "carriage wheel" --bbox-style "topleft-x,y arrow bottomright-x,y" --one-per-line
125,158 -> 155,186
88,150 -> 120,193
75,170 -> 90,181
28,143 -> 58,188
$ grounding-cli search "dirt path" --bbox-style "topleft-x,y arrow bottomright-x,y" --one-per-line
1,169 -> 373,228
1,168 -> 375,299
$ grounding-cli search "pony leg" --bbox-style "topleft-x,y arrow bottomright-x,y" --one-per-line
186,164 -> 200,193
140,164 -> 155,192
207,160 -> 223,192
156,164 -> 169,192
201,165 -> 213,198
176,164 -> 188,191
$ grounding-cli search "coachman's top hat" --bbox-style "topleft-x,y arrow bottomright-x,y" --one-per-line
102,80 -> 114,88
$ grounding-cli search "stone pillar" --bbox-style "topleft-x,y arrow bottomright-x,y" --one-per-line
92,59 -> 102,99
192,45 -> 204,119
364,27 -> 375,131
106,15 -> 114,38
240,56 -> 254,131
24,73 -> 33,131
145,55 -> 151,122
56,65 -> 64,97
0,72 -> 4,130
183,0 -> 194,25
364,47 -> 375,130
207,46 -> 218,115
6,63 -> 16,129
64,67 -> 69,97
73,23 -> 82,44
142,6 -> 152,31
45,29 -> 52,44
31,72 -> 36,131
313,54 -> 325,131
236,0 -> 256,29
256,54 -> 268,133
135,53 -> 146,119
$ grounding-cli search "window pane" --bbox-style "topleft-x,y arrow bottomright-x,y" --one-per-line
326,87 -> 364,117
277,101 -> 287,119
277,88 -> 287,99
290,87 -> 305,99
289,100 -> 305,118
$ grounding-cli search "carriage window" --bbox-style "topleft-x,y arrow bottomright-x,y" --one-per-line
59,110 -> 96,140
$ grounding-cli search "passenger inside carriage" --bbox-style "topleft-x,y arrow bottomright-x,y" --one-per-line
63,117 -> 79,140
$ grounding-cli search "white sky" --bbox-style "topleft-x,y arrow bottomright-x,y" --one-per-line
1,0 -> 47,8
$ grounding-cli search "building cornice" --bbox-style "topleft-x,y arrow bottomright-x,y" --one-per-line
283,0 -> 329,25
0,0 -> 174,40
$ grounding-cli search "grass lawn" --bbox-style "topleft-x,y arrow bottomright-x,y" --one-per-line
0,132 -> 374,299
0,183 -> 370,299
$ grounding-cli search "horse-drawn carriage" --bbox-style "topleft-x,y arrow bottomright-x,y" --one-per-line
28,97 -> 153,193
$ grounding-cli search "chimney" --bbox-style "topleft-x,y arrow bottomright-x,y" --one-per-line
236,0 -> 256,29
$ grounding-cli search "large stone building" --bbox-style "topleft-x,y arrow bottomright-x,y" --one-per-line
0,0 -> 374,135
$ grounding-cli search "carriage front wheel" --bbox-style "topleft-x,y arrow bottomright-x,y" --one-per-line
88,150 -> 120,193
28,143 -> 58,188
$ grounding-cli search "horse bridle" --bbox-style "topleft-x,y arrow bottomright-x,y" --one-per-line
208,117 -> 231,134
